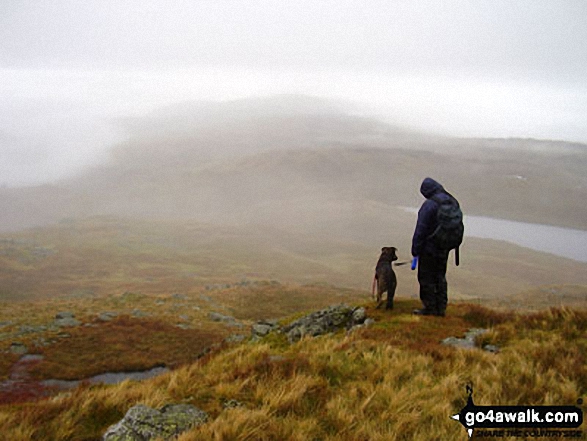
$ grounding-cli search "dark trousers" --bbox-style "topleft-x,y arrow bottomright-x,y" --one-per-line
417,251 -> 449,314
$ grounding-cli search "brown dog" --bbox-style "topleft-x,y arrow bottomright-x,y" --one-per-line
371,247 -> 398,309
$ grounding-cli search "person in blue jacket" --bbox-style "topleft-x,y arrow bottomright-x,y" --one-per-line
411,177 -> 457,316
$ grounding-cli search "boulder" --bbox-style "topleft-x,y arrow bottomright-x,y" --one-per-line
249,305 -> 370,343
10,342 -> 28,355
103,404 -> 208,441
54,312 -> 81,327
282,304 -> 367,343
251,319 -> 280,339
208,312 -> 235,323
442,328 -> 494,351
208,312 -> 243,328
352,307 -> 367,323
483,344 -> 500,353
98,312 -> 118,322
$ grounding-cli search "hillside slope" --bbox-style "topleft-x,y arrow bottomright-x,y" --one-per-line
1,297 -> 585,440
1,217 -> 586,307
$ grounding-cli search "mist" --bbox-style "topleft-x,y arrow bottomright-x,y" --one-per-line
1,0 -> 587,186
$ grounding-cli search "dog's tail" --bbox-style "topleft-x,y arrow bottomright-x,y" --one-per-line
393,261 -> 411,267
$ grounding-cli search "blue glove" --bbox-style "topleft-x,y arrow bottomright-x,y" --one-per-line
411,256 -> 418,270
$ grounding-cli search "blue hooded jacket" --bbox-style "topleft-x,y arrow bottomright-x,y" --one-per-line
411,177 -> 453,257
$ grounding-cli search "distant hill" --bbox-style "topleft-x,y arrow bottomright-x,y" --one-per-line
1,95 -> 586,307
0,95 -> 586,234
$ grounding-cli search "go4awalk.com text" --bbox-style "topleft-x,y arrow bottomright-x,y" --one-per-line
451,385 -> 584,438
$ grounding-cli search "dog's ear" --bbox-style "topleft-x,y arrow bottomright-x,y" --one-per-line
391,247 -> 398,260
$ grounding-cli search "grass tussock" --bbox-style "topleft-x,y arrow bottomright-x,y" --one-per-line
1,300 -> 585,440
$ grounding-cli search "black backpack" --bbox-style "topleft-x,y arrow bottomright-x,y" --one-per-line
430,194 -> 464,264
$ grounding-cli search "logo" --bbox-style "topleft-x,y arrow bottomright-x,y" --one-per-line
451,384 -> 584,438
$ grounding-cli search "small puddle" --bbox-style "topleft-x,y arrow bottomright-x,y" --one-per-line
0,354 -> 169,404
41,366 -> 170,390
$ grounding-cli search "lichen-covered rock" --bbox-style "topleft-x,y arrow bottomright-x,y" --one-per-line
282,304 -> 367,343
352,307 -> 366,323
103,403 -> 208,440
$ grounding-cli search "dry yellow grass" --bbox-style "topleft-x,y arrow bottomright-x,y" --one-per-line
1,301 -> 585,440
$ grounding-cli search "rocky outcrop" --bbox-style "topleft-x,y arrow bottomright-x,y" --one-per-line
283,305 -> 368,343
251,304 -> 371,343
103,403 -> 208,440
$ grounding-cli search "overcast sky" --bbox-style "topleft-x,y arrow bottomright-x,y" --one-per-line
1,0 -> 586,186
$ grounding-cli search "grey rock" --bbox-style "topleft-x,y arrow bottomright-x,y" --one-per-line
442,336 -> 473,349
98,312 -> 119,322
442,328 -> 490,350
208,312 -> 237,323
251,323 -> 273,337
103,404 -> 208,441
282,304 -> 368,343
10,342 -> 28,355
465,328 -> 489,340
17,325 -> 47,335
483,344 -> 500,353
55,318 -> 81,327
55,311 -> 81,327
352,307 -> 367,324
250,318 -> 281,341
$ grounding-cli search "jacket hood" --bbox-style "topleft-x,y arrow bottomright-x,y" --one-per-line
420,177 -> 445,199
